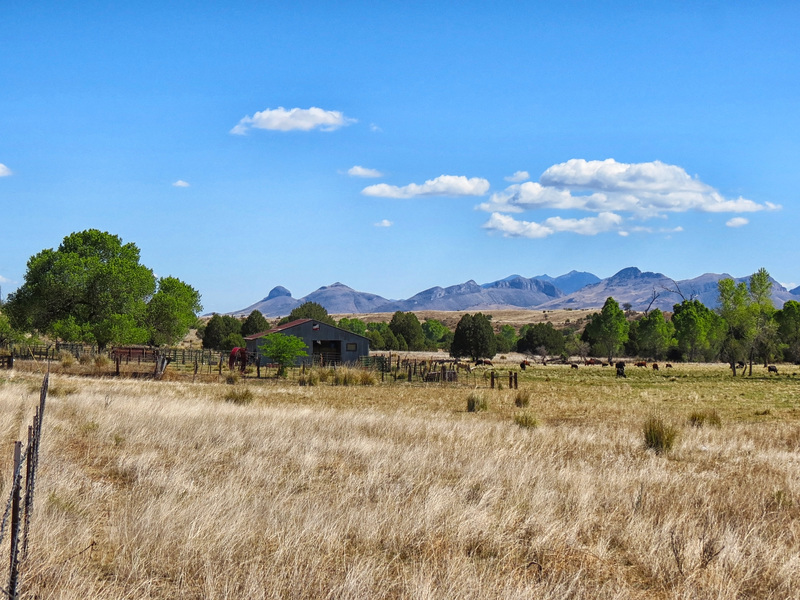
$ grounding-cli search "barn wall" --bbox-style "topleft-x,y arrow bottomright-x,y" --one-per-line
246,320 -> 369,366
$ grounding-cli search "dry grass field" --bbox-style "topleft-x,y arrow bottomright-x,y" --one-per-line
1,360 -> 799,599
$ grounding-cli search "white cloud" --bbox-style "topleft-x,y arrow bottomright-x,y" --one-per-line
370,123 -> 382,132
478,159 -> 779,238
362,175 -> 490,199
374,219 -> 393,227
0,163 -> 12,177
505,170 -> 530,183
0,275 -> 11,284
172,180 -> 190,187
348,166 -> 383,178
483,211 -> 622,239
726,217 -> 749,227
230,106 -> 356,134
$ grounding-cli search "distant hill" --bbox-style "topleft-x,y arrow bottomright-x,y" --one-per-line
231,283 -> 390,317
533,270 -> 601,294
228,268 -> 798,317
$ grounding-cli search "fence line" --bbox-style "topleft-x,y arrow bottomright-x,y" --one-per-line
0,372 -> 47,599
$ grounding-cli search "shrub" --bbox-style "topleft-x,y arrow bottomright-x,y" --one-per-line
78,353 -> 93,365
94,354 -> 110,369
224,386 -> 254,405
59,351 -> 75,368
298,371 -> 319,386
688,409 -> 722,428
359,369 -> 377,386
643,416 -> 678,454
225,373 -> 239,385
333,368 -> 359,386
467,391 -> 488,413
514,389 -> 531,408
514,412 -> 538,428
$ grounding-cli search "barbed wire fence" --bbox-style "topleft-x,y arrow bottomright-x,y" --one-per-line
0,372 -> 48,600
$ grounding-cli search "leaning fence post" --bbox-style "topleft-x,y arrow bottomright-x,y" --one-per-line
8,441 -> 22,599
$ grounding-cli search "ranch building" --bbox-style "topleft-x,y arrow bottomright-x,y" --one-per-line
244,318 -> 370,366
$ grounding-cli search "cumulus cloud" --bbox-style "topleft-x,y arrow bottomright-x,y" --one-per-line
231,106 -> 355,134
348,166 -> 383,178
505,170 -> 530,183
478,158 -> 779,238
374,219 -> 393,227
726,217 -> 749,227
483,211 -> 623,239
0,163 -> 12,177
0,275 -> 11,284
370,123 -> 382,132
362,175 -> 490,199
172,180 -> 190,187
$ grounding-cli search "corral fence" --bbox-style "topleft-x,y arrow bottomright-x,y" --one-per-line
0,372 -> 48,599
0,344 -> 513,388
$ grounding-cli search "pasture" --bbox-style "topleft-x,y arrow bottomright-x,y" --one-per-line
0,360 -> 798,599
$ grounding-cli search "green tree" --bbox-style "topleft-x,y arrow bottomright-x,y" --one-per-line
672,300 -> 719,362
517,322 -> 564,356
717,278 -> 754,376
338,317 -> 367,336
241,310 -> 270,337
389,311 -> 425,351
422,318 -> 450,348
365,328 -> 385,350
0,312 -> 24,345
582,297 -> 629,363
5,229 -> 198,349
257,333 -> 308,375
367,322 -> 399,350
450,313 -> 496,361
776,300 -> 800,362
748,268 -> 778,369
636,309 -> 675,360
202,314 -> 243,350
281,302 -> 335,326
146,277 -> 203,346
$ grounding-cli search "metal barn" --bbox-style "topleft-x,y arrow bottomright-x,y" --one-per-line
244,319 -> 370,366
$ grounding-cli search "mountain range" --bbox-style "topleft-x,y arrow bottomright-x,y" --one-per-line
229,268 -> 799,317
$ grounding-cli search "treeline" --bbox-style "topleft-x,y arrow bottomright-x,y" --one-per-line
196,268 -> 800,371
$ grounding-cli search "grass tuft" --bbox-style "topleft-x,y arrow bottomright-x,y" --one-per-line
514,389 -> 531,408
688,409 -> 722,428
224,386 -> 254,405
467,391 -> 488,412
514,412 -> 538,428
643,415 -> 678,454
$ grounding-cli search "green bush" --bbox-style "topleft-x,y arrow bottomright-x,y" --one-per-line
643,416 -> 678,454
467,391 -> 488,413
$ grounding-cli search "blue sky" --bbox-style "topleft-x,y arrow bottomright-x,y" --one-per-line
1,2 -> 798,313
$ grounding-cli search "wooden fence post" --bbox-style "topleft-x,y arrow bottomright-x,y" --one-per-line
8,441 -> 22,599
490,371 -> 495,389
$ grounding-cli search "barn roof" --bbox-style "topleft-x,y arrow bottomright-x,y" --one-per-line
243,319 -> 369,341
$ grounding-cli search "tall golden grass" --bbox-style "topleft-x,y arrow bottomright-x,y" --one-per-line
0,362 -> 798,599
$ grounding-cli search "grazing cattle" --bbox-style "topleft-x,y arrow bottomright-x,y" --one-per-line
768,365 -> 778,374
520,359 -> 531,370
665,363 -> 673,369
585,358 -> 600,366
635,361 -> 647,368
229,347 -> 248,372
571,364 -> 579,370
652,363 -> 659,371
616,361 -> 626,378
602,362 -> 609,367
737,361 -> 746,368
